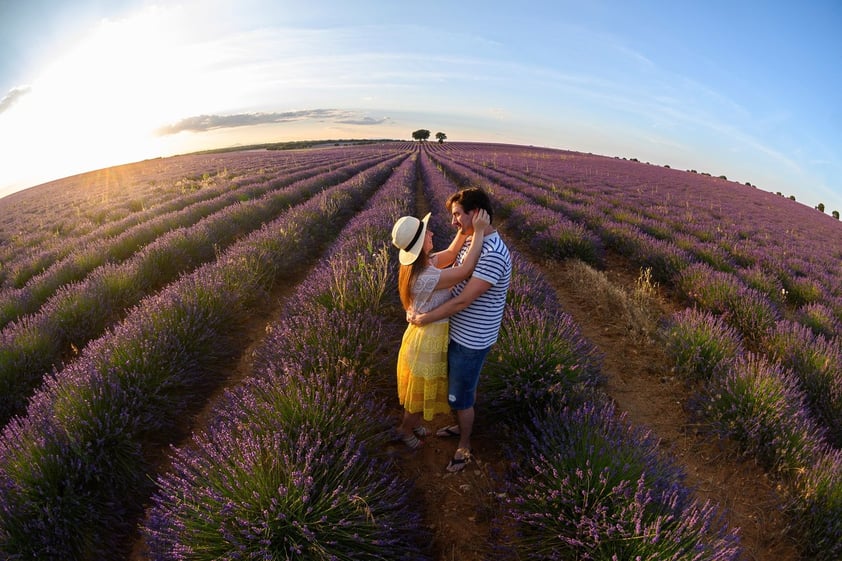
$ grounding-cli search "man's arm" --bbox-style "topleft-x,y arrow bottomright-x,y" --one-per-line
410,276 -> 491,325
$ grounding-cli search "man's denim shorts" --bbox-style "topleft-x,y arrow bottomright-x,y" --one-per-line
447,340 -> 491,410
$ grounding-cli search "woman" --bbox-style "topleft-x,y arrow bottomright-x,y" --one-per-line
390,208 -> 490,449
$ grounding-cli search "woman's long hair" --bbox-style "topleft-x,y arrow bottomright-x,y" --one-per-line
397,252 -> 429,311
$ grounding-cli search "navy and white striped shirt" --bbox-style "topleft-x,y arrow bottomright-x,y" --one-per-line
450,231 -> 511,349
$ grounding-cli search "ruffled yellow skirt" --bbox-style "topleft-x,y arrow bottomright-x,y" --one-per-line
396,321 -> 451,421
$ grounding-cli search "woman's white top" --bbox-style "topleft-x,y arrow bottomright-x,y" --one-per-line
411,265 -> 451,323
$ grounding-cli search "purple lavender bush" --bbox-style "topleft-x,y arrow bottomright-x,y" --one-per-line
677,263 -> 779,346
506,253 -> 560,313
737,264 -> 786,305
145,426 -> 427,560
0,408 -> 151,560
762,320 -> 842,446
797,302 -> 842,340
498,399 -> 740,560
781,272 -> 825,308
507,203 -> 604,265
214,363 -> 392,452
597,220 -> 692,284
697,353 -> 824,476
663,308 -> 743,382
482,303 -> 603,417
255,304 -> 388,388
792,447 -> 842,560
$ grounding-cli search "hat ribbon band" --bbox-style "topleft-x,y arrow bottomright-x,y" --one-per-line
404,221 -> 424,251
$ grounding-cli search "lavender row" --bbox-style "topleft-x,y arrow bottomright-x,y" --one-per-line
665,309 -> 842,558
0,155 -> 405,560
419,146 -> 741,558
0,152 -> 400,427
0,146 -> 396,288
142,154 -> 427,559
434,143 -> 842,315
0,150 -> 388,329
2,147 -> 364,290
0,152 -> 275,283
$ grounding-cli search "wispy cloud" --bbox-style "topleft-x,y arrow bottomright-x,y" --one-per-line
155,109 -> 367,135
0,86 -> 31,114
336,116 -> 391,126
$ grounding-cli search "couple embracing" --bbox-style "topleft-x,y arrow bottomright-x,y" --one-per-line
390,187 -> 511,473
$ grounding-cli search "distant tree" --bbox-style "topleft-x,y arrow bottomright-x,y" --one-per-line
435,132 -> 447,143
789,195 -> 796,201
412,129 -> 431,141
833,210 -> 840,220
817,203 -> 825,213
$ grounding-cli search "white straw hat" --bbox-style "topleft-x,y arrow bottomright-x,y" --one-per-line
391,212 -> 431,265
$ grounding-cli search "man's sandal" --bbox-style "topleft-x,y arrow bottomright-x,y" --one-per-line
446,447 -> 471,472
436,424 -> 460,438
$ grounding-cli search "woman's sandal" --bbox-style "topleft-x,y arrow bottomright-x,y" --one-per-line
435,424 -> 460,438
401,432 -> 424,450
413,425 -> 431,438
446,447 -> 471,472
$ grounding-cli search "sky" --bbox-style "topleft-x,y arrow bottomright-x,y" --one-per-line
1,0 -> 841,213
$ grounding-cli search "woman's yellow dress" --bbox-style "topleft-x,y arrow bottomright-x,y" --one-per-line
396,266 -> 452,420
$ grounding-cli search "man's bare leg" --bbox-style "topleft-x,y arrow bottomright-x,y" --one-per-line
456,406 -> 474,453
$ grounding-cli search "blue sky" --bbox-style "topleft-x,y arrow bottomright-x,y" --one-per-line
1,0 -> 840,213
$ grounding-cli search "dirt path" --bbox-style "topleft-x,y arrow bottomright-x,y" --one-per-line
389,227 -> 803,560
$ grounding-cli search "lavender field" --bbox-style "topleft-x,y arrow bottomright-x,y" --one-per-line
0,141 -> 839,560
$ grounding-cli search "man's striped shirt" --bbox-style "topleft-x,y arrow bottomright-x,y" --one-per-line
449,231 -> 511,349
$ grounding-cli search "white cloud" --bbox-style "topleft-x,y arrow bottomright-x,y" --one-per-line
0,86 -> 31,114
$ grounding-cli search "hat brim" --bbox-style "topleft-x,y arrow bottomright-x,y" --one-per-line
398,212 -> 431,265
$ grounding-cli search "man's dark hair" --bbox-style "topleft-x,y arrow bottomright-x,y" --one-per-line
446,187 -> 493,222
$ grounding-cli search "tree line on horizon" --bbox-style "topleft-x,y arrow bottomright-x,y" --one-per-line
411,129 -> 447,143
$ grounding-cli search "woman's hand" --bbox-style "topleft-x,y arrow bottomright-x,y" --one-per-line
407,309 -> 426,326
472,208 -> 490,231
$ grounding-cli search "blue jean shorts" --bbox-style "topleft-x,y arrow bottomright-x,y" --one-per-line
447,340 -> 491,410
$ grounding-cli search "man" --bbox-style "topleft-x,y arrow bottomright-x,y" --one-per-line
409,187 -> 511,472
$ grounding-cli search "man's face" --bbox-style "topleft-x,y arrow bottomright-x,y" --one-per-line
450,203 -> 473,235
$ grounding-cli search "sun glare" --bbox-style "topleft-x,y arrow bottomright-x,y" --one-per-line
0,5 -> 217,191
